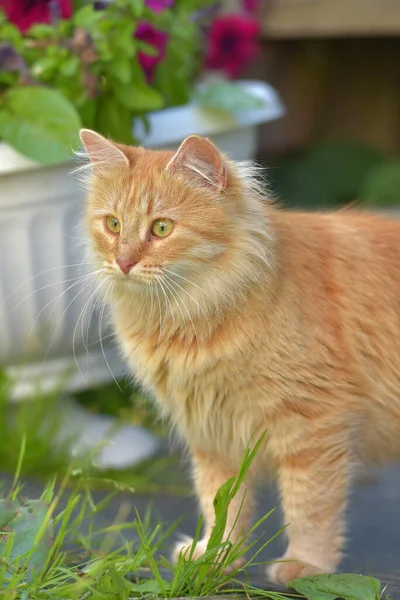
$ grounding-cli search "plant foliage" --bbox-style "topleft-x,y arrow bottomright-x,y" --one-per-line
0,434 -> 386,600
0,0 -> 264,164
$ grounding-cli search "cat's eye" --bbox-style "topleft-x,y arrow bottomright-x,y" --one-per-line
151,218 -> 173,238
105,215 -> 120,234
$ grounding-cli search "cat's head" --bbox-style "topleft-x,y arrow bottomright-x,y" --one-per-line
79,129 -> 271,311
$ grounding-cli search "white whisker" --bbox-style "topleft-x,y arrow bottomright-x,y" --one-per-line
89,330 -> 116,348
11,271 -> 98,316
155,283 -> 162,351
157,277 -> 175,325
73,278 -> 108,382
165,269 -> 207,294
98,280 -> 122,391
79,278 -> 107,363
5,261 -> 102,301
85,282 -> 105,355
44,275 -> 101,359
28,270 -> 103,338
164,273 -> 210,335
163,277 -> 198,345
162,277 -> 187,332
147,281 -> 155,330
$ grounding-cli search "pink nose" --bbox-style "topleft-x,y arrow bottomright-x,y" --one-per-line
116,257 -> 137,275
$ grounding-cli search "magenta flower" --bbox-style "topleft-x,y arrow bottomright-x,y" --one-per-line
145,0 -> 174,12
0,0 -> 71,32
135,22 -> 168,82
205,14 -> 260,79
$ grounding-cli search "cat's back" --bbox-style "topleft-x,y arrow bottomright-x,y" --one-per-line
270,209 -> 400,440
271,208 -> 400,298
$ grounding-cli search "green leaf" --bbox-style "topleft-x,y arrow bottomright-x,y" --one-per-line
136,41 -> 159,57
89,566 -> 132,600
73,4 -> 103,29
206,477 -> 235,551
79,99 -> 97,129
96,95 -> 134,144
110,55 -> 133,84
0,87 -> 81,164
111,61 -> 163,111
27,23 -> 55,39
360,160 -> 400,206
196,81 -> 266,113
0,499 -> 54,586
114,81 -> 164,111
0,18 -> 23,48
289,573 -> 381,600
207,432 -> 266,552
117,0 -> 145,17
60,55 -> 80,78
31,56 -> 59,79
0,500 -> 19,528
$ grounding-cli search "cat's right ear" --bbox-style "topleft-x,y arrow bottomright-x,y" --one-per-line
166,135 -> 227,192
79,129 -> 129,174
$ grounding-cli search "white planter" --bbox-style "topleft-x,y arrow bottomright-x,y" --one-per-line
0,80 -> 284,400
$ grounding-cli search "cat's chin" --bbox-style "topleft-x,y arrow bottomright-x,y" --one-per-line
112,275 -> 152,292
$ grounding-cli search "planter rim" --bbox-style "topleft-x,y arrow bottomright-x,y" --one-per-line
0,80 -> 284,177
133,79 -> 285,148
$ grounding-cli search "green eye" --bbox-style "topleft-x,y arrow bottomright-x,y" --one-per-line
105,215 -> 120,234
151,218 -> 173,238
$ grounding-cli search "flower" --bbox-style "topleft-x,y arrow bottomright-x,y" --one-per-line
145,0 -> 174,13
0,0 -> 72,32
205,13 -> 260,79
135,22 -> 168,82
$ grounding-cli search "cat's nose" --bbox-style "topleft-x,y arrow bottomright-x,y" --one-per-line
116,257 -> 137,275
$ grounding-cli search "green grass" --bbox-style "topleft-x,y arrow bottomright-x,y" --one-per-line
0,435 -> 383,600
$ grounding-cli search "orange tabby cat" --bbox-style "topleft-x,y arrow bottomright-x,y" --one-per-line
79,128 -> 400,585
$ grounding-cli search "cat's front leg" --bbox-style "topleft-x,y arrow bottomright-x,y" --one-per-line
268,434 -> 350,586
173,449 -> 254,568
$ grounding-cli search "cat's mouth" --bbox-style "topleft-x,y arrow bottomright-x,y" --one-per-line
104,262 -> 165,284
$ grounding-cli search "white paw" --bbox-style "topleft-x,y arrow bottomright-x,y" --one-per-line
172,537 -> 209,563
172,537 -> 244,573
267,557 -> 329,586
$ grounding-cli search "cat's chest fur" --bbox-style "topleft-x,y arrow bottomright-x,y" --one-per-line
113,305 -> 268,458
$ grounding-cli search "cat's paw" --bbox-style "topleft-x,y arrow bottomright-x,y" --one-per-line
267,557 -> 327,586
172,537 -> 244,573
172,537 -> 208,563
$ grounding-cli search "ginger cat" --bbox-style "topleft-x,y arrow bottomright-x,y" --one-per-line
79,128 -> 400,585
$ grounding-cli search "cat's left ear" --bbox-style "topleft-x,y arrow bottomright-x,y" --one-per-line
166,135 -> 227,192
79,129 -> 129,173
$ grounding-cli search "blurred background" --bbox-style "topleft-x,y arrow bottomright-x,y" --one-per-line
0,0 -> 399,590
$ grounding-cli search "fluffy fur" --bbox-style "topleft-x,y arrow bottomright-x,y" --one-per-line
80,129 -> 400,585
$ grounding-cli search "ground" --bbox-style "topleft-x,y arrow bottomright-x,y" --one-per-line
1,446 -> 399,597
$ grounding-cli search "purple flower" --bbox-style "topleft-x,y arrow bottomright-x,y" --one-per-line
145,0 -> 174,13
135,22 -> 168,81
205,14 -> 260,78
0,0 -> 71,32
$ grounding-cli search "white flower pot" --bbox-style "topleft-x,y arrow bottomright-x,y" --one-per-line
0,80 -> 284,400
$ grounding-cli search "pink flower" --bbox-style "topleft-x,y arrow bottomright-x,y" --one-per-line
145,0 -> 174,12
205,14 -> 260,79
0,0 -> 71,32
135,22 -> 168,82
